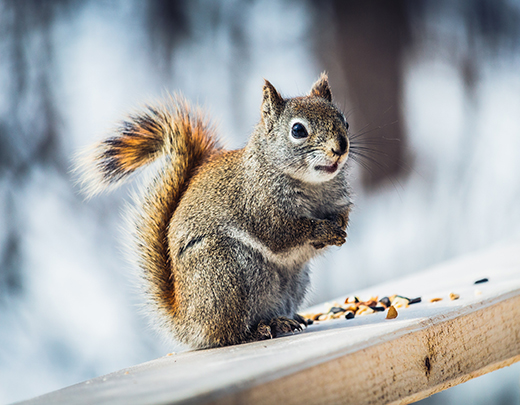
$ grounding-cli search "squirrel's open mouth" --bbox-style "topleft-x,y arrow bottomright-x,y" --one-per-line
315,162 -> 339,174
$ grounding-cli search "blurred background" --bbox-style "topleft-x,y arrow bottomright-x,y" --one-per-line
1,0 -> 520,403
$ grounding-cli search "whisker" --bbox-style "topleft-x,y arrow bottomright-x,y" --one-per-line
347,154 -> 374,175
350,146 -> 416,183
350,150 -> 390,172
350,146 -> 390,158
349,123 -> 372,139
351,138 -> 395,147
344,108 -> 358,122
349,120 -> 399,140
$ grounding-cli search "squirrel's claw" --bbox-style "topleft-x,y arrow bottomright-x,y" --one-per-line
254,320 -> 273,340
293,313 -> 310,327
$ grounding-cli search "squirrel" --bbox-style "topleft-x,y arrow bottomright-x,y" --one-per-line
78,73 -> 352,349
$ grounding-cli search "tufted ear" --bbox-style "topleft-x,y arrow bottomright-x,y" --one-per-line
261,79 -> 284,131
309,72 -> 332,102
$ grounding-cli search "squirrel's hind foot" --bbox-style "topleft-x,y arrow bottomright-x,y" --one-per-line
252,316 -> 305,341
270,316 -> 304,336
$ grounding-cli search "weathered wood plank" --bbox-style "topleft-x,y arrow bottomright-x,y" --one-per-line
17,243 -> 520,405
228,293 -> 520,405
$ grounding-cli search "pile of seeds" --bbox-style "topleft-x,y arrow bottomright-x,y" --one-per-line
300,294 -> 421,323
300,278 -> 489,324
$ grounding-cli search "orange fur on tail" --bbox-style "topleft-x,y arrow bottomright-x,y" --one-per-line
75,96 -> 218,197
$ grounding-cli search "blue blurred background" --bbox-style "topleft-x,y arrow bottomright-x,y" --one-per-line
1,0 -> 520,403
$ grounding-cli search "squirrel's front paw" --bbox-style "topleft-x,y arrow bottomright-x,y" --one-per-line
328,211 -> 349,231
311,219 -> 346,248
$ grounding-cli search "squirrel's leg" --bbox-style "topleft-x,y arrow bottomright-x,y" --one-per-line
175,238 -> 252,348
176,234 -> 311,347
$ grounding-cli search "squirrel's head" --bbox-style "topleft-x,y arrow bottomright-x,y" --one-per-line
259,73 -> 350,184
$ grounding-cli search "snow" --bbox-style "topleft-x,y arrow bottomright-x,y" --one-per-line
1,1 -> 519,403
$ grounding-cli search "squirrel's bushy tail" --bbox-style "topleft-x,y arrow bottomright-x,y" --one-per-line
77,96 -> 218,197
77,96 -> 218,320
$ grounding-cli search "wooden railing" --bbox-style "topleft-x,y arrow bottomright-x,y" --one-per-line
17,243 -> 520,405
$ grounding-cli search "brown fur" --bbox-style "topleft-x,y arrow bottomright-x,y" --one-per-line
78,74 -> 352,349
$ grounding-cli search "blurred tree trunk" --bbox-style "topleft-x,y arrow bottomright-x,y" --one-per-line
311,0 -> 411,189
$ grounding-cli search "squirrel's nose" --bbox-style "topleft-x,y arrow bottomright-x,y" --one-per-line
331,136 -> 348,156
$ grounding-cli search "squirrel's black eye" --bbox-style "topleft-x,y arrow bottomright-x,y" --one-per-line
291,122 -> 308,139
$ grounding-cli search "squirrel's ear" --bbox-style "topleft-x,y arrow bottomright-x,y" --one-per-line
309,72 -> 332,102
262,80 -> 284,131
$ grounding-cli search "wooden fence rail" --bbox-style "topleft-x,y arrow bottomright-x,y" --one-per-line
16,243 -> 520,404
